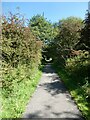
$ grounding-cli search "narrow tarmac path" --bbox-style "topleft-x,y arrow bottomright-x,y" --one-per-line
22,64 -> 84,119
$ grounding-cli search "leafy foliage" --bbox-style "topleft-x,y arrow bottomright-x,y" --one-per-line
78,11 -> 90,50
53,50 -> 90,119
58,17 -> 82,50
46,17 -> 83,66
29,14 -> 55,45
1,12 -> 42,118
2,13 -> 42,67
2,66 -> 42,118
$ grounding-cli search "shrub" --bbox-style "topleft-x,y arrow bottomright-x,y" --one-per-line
1,12 -> 42,118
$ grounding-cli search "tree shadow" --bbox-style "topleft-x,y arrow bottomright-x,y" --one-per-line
22,64 -> 85,120
39,65 -> 69,97
42,64 -> 55,74
38,80 -> 68,96
38,64 -> 79,105
23,110 -> 85,119
38,78 -> 76,105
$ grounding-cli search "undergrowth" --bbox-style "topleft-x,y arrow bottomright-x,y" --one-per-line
53,52 -> 90,120
1,65 -> 42,118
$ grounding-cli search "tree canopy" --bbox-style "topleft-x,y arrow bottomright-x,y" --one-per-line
28,14 -> 55,45
78,11 -> 90,51
44,17 -> 83,63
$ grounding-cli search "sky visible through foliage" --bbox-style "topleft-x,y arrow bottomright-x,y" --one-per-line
2,2 -> 88,24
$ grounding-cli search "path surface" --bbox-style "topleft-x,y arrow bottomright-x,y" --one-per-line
22,64 -> 84,119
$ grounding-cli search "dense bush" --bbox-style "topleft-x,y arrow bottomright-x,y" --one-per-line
66,51 -> 90,95
53,51 -> 90,120
1,13 -> 42,117
2,13 -> 42,67
66,51 -> 90,81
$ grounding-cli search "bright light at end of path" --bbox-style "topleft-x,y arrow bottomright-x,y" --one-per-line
45,58 -> 52,62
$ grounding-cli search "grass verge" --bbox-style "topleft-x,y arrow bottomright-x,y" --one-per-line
2,65 -> 42,118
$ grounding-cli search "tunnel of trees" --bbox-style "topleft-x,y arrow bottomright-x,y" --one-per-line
1,9 -> 90,119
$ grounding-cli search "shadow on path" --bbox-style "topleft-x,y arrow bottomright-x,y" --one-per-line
25,111 -> 84,120
22,64 -> 85,120
42,64 -> 55,73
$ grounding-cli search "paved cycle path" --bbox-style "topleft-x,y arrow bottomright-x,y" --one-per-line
22,64 -> 84,119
